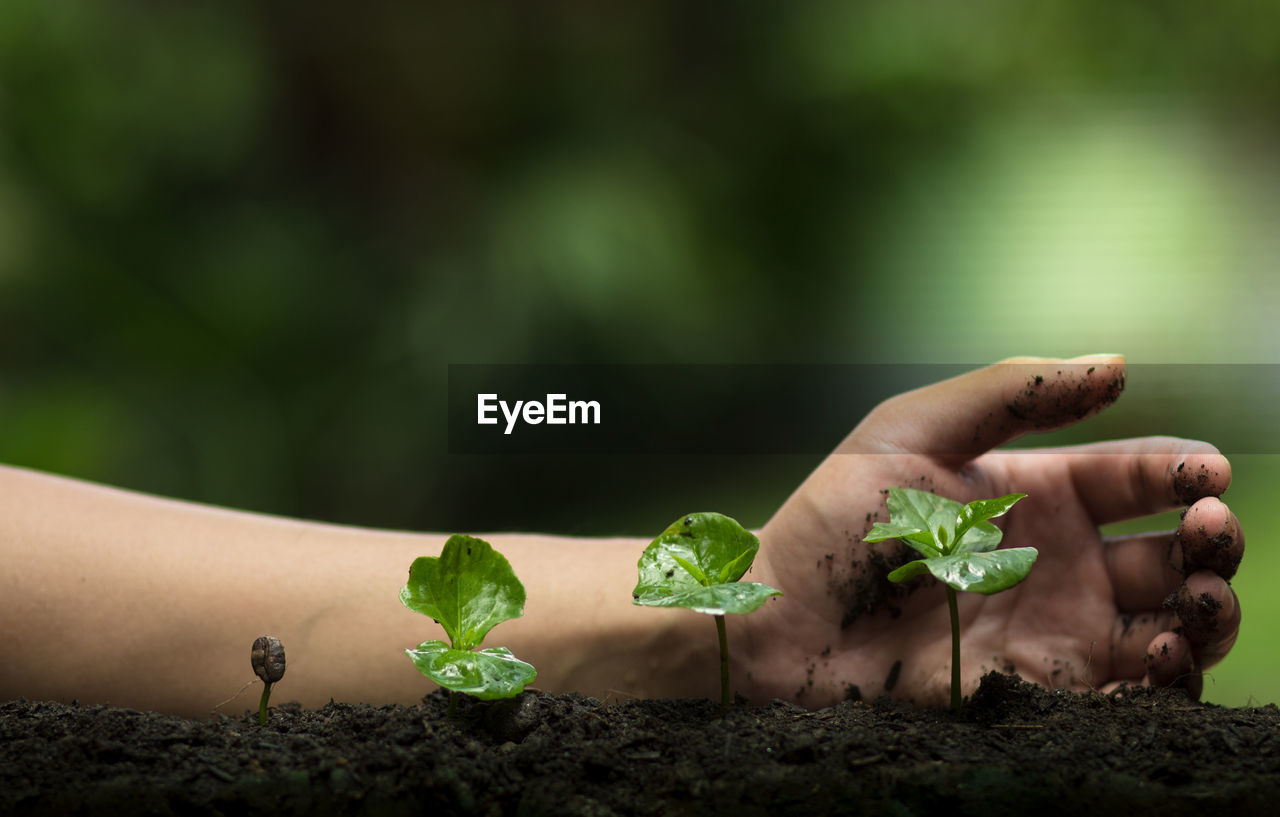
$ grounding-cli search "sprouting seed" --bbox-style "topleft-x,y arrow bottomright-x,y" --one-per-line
251,635 -> 286,726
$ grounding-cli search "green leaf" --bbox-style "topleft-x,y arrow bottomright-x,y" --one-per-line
953,493 -> 1027,550
862,521 -> 921,542
715,545 -> 759,585
405,641 -> 537,700
885,558 -> 932,584
887,548 -> 1039,595
876,487 -> 963,555
634,581 -> 782,615
889,487 -> 962,537
634,512 -> 758,594
863,521 -> 942,558
399,534 -> 527,651
953,520 -> 1003,554
670,554 -> 709,586
633,512 -> 782,615
867,488 -> 1027,557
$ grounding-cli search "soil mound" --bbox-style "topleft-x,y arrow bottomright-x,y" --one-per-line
4,673 -> 1280,816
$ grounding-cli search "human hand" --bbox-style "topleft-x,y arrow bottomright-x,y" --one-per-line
745,355 -> 1241,707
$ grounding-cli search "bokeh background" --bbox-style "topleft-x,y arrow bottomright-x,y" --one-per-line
1,1 -> 1277,704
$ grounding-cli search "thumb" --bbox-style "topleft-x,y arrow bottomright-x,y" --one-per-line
847,354 -> 1127,464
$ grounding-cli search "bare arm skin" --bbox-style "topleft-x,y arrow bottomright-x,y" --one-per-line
0,471 -> 713,716
0,355 -> 1243,715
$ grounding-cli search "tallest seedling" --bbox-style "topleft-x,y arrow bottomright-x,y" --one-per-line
864,487 -> 1037,710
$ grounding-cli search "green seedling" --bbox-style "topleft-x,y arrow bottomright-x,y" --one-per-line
400,535 -> 537,713
251,635 -> 285,727
864,487 -> 1036,711
632,512 -> 782,708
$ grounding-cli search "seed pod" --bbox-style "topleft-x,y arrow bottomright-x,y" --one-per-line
251,636 -> 286,684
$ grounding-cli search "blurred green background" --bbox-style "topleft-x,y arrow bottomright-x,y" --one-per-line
1,1 -> 1277,704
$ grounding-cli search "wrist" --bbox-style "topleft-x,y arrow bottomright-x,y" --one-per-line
731,528 -> 799,703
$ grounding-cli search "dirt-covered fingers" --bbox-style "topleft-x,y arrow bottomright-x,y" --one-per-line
1177,498 -> 1244,580
1134,572 -> 1239,699
1109,571 -> 1238,693
846,355 -> 1126,463
1106,498 -> 1242,611
1165,571 -> 1240,669
1110,608 -> 1178,681
1143,632 -> 1203,700
1064,441 -> 1230,526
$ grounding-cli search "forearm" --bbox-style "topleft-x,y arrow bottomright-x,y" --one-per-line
0,466 -> 716,716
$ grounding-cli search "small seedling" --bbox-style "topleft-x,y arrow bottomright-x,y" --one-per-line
400,535 -> 536,713
864,487 -> 1036,711
251,635 -> 285,727
632,512 -> 782,708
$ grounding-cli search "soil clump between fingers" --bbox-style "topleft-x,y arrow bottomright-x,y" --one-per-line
4,672 -> 1280,816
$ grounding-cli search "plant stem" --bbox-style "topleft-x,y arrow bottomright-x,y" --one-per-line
715,614 -> 730,709
258,681 -> 272,727
448,691 -> 457,719
946,586 -> 961,711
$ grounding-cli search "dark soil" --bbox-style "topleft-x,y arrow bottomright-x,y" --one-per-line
5,673 -> 1280,816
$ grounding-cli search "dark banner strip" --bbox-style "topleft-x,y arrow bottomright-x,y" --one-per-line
447,364 -> 1280,455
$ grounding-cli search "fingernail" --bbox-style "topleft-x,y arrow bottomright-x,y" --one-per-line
1066,353 -> 1126,365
